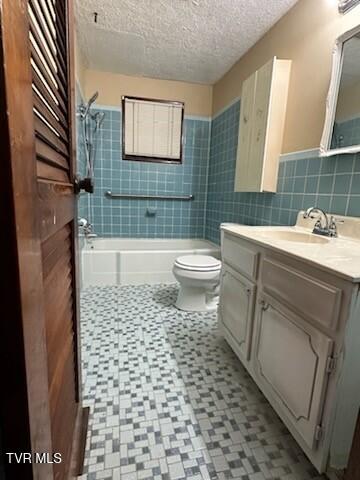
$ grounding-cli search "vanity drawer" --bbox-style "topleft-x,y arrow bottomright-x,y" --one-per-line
222,234 -> 258,280
261,258 -> 342,330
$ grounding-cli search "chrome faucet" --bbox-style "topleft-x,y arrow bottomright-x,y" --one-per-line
303,207 -> 345,237
79,217 -> 96,238
303,207 -> 333,237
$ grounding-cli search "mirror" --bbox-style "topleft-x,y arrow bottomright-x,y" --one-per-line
321,25 -> 360,156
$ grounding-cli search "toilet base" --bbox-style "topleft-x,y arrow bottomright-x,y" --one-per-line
175,285 -> 219,312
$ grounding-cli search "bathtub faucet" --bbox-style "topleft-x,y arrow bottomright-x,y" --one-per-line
79,218 -> 97,242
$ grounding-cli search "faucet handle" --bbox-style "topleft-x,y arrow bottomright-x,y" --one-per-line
329,216 -> 344,237
78,217 -> 93,236
79,217 -> 89,228
330,216 -> 344,225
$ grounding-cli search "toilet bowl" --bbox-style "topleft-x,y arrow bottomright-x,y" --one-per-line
173,255 -> 222,312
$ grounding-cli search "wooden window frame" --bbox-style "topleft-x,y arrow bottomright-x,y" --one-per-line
122,95 -> 185,165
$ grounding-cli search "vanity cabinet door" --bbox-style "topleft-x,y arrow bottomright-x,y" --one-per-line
219,265 -> 256,361
254,293 -> 333,450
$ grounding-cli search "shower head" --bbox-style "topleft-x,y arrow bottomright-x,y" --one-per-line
88,91 -> 99,105
83,91 -> 99,117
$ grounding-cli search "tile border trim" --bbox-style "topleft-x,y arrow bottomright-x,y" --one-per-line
279,148 -> 321,163
90,98 -> 324,165
93,104 -> 211,121
212,96 -> 241,121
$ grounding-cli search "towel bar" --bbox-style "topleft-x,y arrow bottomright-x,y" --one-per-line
105,191 -> 194,201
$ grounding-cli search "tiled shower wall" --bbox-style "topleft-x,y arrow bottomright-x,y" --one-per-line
87,107 -> 210,238
205,100 -> 360,244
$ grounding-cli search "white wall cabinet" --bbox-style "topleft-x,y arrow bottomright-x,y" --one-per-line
234,57 -> 291,192
218,228 -> 360,476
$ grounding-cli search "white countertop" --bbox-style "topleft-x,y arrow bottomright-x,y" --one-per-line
221,213 -> 360,283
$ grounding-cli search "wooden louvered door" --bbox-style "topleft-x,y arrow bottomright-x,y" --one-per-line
0,1 -> 86,479
29,0 -> 82,476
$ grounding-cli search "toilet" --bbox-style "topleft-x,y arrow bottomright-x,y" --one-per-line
173,255 -> 222,312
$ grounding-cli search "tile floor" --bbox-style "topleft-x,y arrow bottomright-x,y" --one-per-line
80,284 -> 326,480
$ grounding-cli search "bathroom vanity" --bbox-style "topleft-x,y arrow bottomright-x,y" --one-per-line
218,212 -> 360,477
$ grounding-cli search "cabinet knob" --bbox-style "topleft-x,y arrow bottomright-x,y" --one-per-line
246,288 -> 252,296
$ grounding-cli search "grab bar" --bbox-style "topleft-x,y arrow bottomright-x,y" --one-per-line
105,191 -> 194,201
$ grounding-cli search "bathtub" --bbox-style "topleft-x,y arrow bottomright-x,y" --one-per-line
81,238 -> 220,286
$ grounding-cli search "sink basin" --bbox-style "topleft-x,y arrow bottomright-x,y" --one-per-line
261,231 -> 329,244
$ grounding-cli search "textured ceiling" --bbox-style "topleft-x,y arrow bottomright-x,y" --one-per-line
76,0 -> 299,85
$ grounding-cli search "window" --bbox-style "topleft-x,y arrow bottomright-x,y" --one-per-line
122,96 -> 184,164
339,0 -> 360,13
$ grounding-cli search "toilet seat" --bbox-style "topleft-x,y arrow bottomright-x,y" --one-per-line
174,255 -> 221,272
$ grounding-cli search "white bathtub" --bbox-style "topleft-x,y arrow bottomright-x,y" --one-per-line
81,238 -> 220,286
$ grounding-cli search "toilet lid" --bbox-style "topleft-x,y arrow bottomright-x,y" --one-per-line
175,255 -> 221,271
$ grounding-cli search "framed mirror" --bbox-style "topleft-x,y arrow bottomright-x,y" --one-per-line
320,25 -> 360,157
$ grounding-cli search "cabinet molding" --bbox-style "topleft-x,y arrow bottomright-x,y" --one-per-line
234,57 -> 291,193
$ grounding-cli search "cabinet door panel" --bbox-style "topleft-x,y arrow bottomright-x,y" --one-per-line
248,59 -> 273,191
220,266 -> 255,361
235,72 -> 256,191
254,293 -> 333,449
234,57 -> 290,193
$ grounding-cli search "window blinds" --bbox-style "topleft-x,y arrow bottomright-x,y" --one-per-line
123,97 -> 184,162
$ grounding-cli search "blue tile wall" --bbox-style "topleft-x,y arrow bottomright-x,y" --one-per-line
205,100 -> 360,244
88,107 -> 210,238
